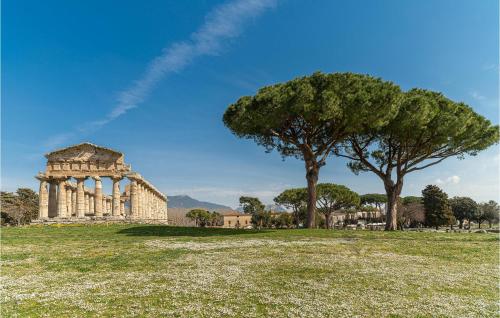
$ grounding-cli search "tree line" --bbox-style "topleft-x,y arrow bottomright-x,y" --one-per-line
231,184 -> 499,230
422,185 -> 499,230
223,72 -> 499,230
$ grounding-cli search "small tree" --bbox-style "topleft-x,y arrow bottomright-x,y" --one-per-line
272,213 -> 293,228
224,72 -> 401,228
239,196 -> 268,228
274,188 -> 307,228
251,211 -> 273,229
209,211 -> 221,226
479,201 -> 500,228
0,189 -> 38,226
186,209 -> 211,227
239,196 -> 265,215
16,188 -> 39,223
450,197 -> 478,229
316,183 -> 360,229
340,89 -> 499,230
422,185 -> 454,230
473,207 -> 487,229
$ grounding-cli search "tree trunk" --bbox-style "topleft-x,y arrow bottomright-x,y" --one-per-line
489,221 -> 492,228
384,180 -> 403,231
305,160 -> 319,229
478,221 -> 481,229
459,220 -> 463,229
325,212 -> 331,229
293,209 -> 300,229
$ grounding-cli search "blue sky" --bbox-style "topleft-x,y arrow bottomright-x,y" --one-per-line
2,0 -> 499,208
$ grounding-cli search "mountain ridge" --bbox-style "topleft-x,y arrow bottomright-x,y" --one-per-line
167,195 -> 233,210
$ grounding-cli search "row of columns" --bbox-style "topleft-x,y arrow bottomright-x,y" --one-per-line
37,174 -> 167,221
128,177 -> 167,220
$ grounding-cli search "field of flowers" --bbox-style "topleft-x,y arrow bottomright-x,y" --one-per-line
1,224 -> 498,317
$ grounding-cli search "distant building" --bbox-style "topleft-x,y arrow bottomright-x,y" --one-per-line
328,210 -> 384,225
221,212 -> 252,228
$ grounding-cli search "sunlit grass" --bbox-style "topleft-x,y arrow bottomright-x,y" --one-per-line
1,225 -> 498,317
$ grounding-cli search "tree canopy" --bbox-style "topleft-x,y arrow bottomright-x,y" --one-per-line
360,193 -> 387,207
1,188 -> 38,225
401,196 -> 422,205
239,196 -> 265,215
449,197 -> 478,229
316,183 -> 360,229
224,72 -> 400,228
274,188 -> 307,228
186,209 -> 212,227
422,185 -> 454,229
340,88 -> 499,230
478,201 -> 500,228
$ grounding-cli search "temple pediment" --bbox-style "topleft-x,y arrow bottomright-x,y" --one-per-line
46,142 -> 123,162
44,142 -> 131,178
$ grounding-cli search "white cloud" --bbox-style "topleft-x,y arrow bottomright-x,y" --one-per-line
44,0 -> 277,148
435,175 -> 460,185
448,175 -> 460,184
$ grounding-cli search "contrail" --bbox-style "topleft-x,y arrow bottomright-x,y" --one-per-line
44,0 -> 277,149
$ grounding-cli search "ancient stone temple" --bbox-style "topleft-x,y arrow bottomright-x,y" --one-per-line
34,143 -> 168,222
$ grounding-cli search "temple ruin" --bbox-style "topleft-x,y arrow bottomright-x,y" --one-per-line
35,143 -> 167,222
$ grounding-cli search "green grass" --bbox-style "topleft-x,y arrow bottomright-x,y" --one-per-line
1,224 -> 499,317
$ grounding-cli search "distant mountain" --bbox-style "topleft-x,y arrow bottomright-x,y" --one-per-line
167,195 -> 232,211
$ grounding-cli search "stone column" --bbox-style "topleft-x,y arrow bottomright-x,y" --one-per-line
120,199 -> 125,216
89,195 -> 95,214
37,178 -> 49,219
102,197 -> 107,215
142,188 -> 147,219
71,189 -> 76,217
137,184 -> 143,219
84,192 -> 90,214
156,197 -> 160,219
143,186 -> 148,219
48,180 -> 58,217
144,189 -> 150,219
149,191 -> 153,219
152,196 -> 157,220
150,195 -> 155,219
57,179 -> 67,217
150,193 -> 154,219
106,198 -> 112,215
66,184 -> 72,218
76,178 -> 86,218
152,193 -> 156,219
158,197 -> 162,219
142,186 -> 147,219
129,179 -> 138,219
112,177 -> 121,216
150,194 -> 154,219
93,177 -> 103,217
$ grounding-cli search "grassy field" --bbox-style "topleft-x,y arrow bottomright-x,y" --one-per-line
1,224 -> 498,317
